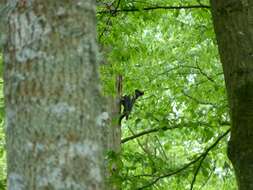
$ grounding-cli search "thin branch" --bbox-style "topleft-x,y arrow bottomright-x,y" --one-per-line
98,0 -> 121,39
99,16 -> 112,40
121,124 -> 181,143
182,90 -> 218,107
121,121 -> 230,144
190,152 -> 207,190
198,164 -> 215,190
136,129 -> 230,189
97,5 -> 210,14
128,125 -> 157,174
152,64 -> 217,82
115,0 -> 121,10
155,136 -> 169,160
128,125 -> 149,154
195,64 -> 216,84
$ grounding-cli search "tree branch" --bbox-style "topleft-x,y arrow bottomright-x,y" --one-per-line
121,121 -> 230,144
190,151 -> 207,190
182,90 -> 218,107
97,5 -> 210,14
199,164 -> 215,190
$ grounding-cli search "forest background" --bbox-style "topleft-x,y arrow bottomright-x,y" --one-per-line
0,0 -> 236,189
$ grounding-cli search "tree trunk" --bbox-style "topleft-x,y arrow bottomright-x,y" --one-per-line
210,1 -> 253,189
105,75 -> 122,190
3,0 -> 106,189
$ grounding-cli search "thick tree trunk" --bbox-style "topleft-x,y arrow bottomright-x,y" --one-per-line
3,0 -> 106,189
210,1 -> 253,189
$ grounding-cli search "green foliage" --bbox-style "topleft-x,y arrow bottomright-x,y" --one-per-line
0,1 -> 238,189
98,0 -> 236,189
0,55 -> 6,189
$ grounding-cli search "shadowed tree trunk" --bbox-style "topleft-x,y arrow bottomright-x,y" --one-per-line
211,1 -> 253,189
2,0 -> 106,189
105,75 -> 122,190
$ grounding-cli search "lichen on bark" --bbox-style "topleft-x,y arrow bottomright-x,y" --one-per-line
4,0 -> 105,189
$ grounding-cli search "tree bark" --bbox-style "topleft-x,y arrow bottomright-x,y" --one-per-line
210,0 -> 253,189
104,75 -> 122,190
4,0 -> 106,189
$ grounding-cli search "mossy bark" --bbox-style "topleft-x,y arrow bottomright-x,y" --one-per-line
211,0 -> 253,189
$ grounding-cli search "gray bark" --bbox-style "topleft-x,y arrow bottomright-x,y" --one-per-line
107,76 -> 122,190
210,0 -> 253,189
3,0 -> 106,189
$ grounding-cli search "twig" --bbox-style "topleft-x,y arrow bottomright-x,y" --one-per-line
98,16 -> 112,40
182,90 -> 218,107
127,125 -> 157,173
155,136 -> 169,160
195,64 -> 216,84
152,65 -> 216,82
98,0 -> 122,39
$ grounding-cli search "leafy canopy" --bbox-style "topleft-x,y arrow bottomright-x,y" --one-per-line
98,0 -> 236,189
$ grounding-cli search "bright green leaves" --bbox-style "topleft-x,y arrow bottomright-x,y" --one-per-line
0,54 -> 5,189
97,0 -> 235,189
